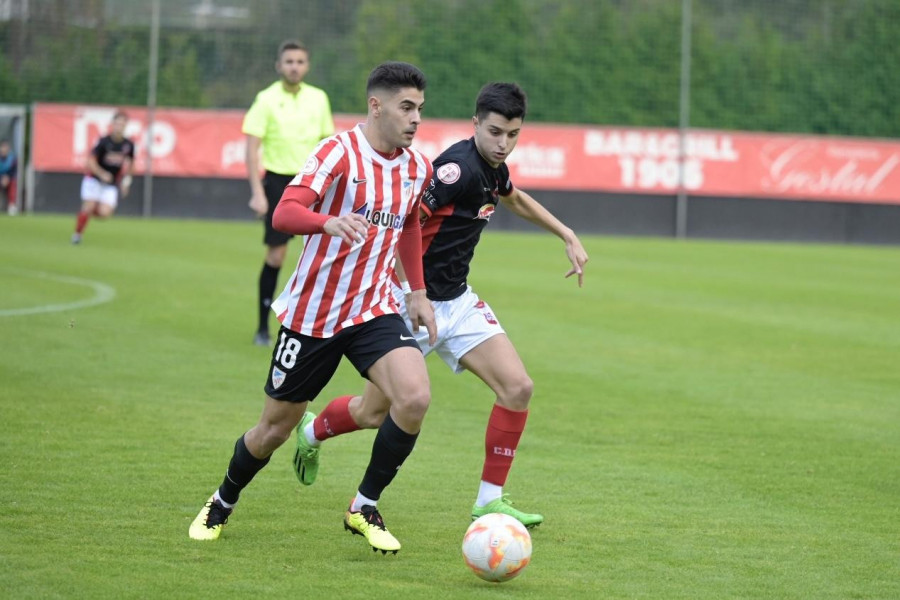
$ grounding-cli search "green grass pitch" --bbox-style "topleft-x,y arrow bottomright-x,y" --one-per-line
1,214 -> 898,599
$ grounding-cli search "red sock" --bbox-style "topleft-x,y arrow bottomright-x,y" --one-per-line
481,404 -> 529,486
75,211 -> 90,234
313,395 -> 361,441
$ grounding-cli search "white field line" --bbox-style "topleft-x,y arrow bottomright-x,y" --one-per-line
0,270 -> 116,317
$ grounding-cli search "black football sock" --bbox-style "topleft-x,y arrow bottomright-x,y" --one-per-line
258,262 -> 279,333
217,435 -> 270,505
358,413 -> 418,502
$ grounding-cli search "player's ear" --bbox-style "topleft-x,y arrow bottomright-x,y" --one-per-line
369,96 -> 381,117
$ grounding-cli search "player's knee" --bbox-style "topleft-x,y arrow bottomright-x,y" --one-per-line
498,374 -> 533,410
393,387 -> 431,423
259,422 -> 294,449
266,245 -> 287,268
266,428 -> 293,449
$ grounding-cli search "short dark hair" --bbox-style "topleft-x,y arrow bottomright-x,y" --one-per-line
366,61 -> 427,96
278,40 -> 308,58
112,110 -> 128,121
475,82 -> 528,122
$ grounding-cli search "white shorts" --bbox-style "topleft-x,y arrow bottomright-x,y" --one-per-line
394,284 -> 505,374
80,176 -> 119,208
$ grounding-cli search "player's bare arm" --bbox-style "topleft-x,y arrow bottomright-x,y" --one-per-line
500,188 -> 589,287
87,155 -> 112,183
245,134 -> 267,217
405,289 -> 437,346
119,157 -> 133,197
390,259 -> 436,344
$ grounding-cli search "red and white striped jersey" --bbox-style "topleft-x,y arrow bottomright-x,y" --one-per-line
272,124 -> 433,338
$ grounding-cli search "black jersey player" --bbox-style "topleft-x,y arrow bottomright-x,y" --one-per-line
71,110 -> 134,244
292,82 -> 589,528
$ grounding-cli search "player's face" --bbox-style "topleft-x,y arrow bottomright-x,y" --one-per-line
277,49 -> 310,86
374,87 -> 425,150
110,116 -> 128,140
473,112 -> 522,168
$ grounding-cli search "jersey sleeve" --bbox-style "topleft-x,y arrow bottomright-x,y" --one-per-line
284,136 -> 346,199
420,160 -> 470,219
273,186 -> 331,234
410,160 -> 434,216
241,93 -> 268,138
499,163 -> 514,196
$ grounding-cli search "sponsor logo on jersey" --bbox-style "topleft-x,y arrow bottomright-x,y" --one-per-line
476,203 -> 495,221
436,162 -> 461,184
271,366 -> 286,389
353,203 -> 406,230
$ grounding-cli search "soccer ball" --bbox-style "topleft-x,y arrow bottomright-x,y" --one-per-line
461,513 -> 532,582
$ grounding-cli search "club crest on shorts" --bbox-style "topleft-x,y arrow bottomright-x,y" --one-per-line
271,366 -> 286,389
475,299 -> 498,324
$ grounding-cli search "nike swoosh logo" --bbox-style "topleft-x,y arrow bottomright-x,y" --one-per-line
353,177 -> 367,184
400,335 -> 415,341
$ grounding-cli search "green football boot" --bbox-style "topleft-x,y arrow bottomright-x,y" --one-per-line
471,494 -> 544,528
292,411 -> 320,486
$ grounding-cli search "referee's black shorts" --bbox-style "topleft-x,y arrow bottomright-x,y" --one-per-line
263,171 -> 295,247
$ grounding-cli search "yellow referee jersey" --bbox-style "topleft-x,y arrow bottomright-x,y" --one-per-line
242,80 -> 334,176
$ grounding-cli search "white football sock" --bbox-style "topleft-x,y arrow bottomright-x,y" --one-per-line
304,422 -> 321,447
213,490 -> 235,510
351,492 -> 377,512
475,481 -> 502,507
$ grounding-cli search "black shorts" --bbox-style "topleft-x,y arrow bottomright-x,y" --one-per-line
263,171 -> 295,247
264,314 -> 422,403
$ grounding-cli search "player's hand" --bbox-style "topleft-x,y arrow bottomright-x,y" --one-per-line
119,175 -> 132,198
564,235 -> 589,287
323,213 -> 370,245
99,172 -> 114,184
248,191 -> 268,218
406,289 -> 437,346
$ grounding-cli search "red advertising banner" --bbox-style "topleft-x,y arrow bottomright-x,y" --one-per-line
32,103 -> 900,204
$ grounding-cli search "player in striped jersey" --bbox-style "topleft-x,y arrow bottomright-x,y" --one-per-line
291,82 -> 589,529
190,62 -> 435,554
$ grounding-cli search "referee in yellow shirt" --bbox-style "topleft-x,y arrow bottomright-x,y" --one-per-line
243,40 -> 335,346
